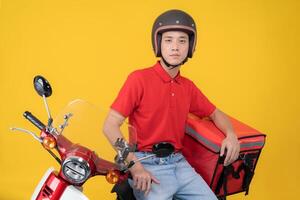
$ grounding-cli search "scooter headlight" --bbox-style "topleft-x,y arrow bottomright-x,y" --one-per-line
62,156 -> 91,184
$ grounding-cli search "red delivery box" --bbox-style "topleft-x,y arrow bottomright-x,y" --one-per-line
183,114 -> 266,199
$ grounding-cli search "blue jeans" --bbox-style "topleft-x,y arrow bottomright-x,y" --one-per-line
129,152 -> 218,200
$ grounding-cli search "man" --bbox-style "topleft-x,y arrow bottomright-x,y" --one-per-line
103,9 -> 240,200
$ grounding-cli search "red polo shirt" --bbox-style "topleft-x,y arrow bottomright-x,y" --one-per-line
111,61 -> 216,151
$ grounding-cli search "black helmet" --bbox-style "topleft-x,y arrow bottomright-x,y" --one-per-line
152,9 -> 197,58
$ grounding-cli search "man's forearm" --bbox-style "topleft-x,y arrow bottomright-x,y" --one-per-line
210,109 -> 236,137
210,108 -> 240,165
103,122 -> 124,147
102,112 -> 138,163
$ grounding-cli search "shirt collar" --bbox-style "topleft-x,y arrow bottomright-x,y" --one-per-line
153,61 -> 182,84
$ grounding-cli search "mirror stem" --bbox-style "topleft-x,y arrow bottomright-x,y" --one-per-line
42,95 -> 52,125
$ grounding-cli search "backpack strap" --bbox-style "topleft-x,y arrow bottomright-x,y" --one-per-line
215,165 -> 234,198
215,152 -> 258,197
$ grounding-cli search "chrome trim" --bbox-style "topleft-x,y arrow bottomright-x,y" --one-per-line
62,156 -> 91,184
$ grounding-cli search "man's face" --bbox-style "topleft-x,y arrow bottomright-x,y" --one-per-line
161,31 -> 189,66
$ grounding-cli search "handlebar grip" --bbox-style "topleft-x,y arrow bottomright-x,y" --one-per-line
23,111 -> 46,130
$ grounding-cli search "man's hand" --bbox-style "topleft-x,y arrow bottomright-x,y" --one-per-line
129,162 -> 160,196
209,109 -> 241,166
220,133 -> 240,166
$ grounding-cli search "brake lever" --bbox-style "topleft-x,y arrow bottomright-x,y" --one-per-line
10,127 -> 42,143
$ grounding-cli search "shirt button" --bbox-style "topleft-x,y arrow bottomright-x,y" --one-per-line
171,80 -> 174,83
171,93 -> 175,96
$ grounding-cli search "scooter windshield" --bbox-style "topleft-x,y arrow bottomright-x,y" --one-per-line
52,99 -> 137,163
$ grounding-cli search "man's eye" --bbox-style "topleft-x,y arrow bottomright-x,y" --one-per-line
179,40 -> 187,43
164,39 -> 172,42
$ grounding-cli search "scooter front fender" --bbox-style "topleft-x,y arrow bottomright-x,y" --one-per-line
31,167 -> 88,200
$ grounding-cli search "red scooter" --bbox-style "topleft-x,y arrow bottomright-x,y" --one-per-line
10,76 -> 138,200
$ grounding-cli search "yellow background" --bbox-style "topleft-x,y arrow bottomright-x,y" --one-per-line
0,0 -> 299,199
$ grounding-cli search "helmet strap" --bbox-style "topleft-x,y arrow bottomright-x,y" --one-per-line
161,56 -> 188,69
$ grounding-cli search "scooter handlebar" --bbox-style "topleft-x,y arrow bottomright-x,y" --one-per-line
23,111 -> 46,130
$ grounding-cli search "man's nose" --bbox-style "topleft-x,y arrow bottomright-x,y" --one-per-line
171,41 -> 179,51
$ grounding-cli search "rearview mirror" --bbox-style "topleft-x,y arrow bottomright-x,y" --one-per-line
33,75 -> 52,97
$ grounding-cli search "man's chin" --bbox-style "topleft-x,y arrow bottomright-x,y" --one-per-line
165,60 -> 183,66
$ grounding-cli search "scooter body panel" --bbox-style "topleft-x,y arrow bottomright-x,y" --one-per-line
31,167 -> 88,200
60,185 -> 89,200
